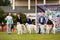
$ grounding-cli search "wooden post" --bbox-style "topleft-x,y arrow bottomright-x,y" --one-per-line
12,0 -> 15,10
43,0 -> 46,4
59,0 -> 60,4
28,0 -> 30,10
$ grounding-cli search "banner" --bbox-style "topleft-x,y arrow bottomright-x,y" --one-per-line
37,4 -> 60,18
37,4 -> 60,32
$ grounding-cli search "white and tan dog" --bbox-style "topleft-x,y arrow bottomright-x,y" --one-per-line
46,15 -> 56,34
17,22 -> 26,35
26,23 -> 37,34
16,22 -> 23,35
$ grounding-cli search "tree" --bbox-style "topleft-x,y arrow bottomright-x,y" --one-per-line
11,13 -> 26,24
0,0 -> 3,6
20,13 -> 26,24
0,0 -> 11,6
17,13 -> 26,24
0,7 -> 6,23
3,0 -> 11,6
0,0 -> 11,23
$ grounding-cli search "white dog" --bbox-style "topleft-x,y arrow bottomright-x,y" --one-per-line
46,15 -> 56,34
26,23 -> 37,34
17,22 -> 22,35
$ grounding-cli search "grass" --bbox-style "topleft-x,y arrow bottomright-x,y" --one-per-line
0,31 -> 60,40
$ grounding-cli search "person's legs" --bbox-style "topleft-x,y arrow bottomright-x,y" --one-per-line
17,22 -> 19,34
22,24 -> 26,33
26,23 -> 31,34
28,25 -> 31,34
40,25 -> 45,34
33,25 -> 37,33
20,24 -> 23,34
46,25 -> 50,34
7,24 -> 8,33
52,26 -> 56,34
38,25 -> 41,34
11,24 -> 14,32
7,24 -> 11,34
46,25 -> 52,34
17,23 -> 22,35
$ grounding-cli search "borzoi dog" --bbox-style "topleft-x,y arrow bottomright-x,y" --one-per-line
26,23 -> 37,34
17,22 -> 22,35
46,16 -> 56,34
17,22 -> 26,35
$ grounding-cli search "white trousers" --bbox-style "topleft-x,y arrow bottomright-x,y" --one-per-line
17,22 -> 22,34
46,24 -> 56,34
39,24 -> 45,34
7,24 -> 11,33
46,25 -> 52,34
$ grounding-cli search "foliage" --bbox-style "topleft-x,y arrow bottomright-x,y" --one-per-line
11,13 -> 26,24
0,10 -> 26,24
0,0 -> 11,6
0,7 -> 6,23
0,0 -> 3,6
17,13 -> 26,24
12,14 -> 17,24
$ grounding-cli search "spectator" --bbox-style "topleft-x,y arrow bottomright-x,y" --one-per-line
26,15 -> 32,33
38,12 -> 46,34
16,14 -> 23,35
5,13 -> 13,34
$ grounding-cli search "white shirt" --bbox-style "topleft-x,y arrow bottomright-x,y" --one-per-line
5,16 -> 13,24
41,18 -> 43,22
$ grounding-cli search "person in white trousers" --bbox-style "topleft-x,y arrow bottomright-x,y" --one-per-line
5,13 -> 13,34
16,15 -> 23,35
46,15 -> 56,34
38,16 -> 46,34
17,22 -> 22,34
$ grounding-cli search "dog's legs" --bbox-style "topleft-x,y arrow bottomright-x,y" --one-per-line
17,29 -> 20,35
40,25 -> 45,34
22,24 -> 26,33
17,24 -> 20,35
20,28 -> 23,34
46,25 -> 50,34
33,25 -> 37,33
52,27 -> 56,34
28,25 -> 31,34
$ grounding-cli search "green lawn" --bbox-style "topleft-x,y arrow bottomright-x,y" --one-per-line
0,31 -> 60,40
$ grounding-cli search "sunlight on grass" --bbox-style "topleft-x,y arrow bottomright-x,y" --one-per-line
0,31 -> 60,40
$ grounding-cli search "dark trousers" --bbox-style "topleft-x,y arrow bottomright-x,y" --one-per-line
38,25 -> 41,34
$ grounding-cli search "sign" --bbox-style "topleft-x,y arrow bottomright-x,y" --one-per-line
37,4 -> 60,11
37,4 -> 60,16
25,13 -> 36,19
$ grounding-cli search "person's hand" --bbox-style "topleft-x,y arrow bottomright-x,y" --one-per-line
45,24 -> 46,26
38,23 -> 41,26
17,22 -> 20,24
44,24 -> 46,27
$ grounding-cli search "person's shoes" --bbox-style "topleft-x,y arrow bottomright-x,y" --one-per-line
17,33 -> 20,35
38,32 -> 41,34
8,33 -> 11,35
